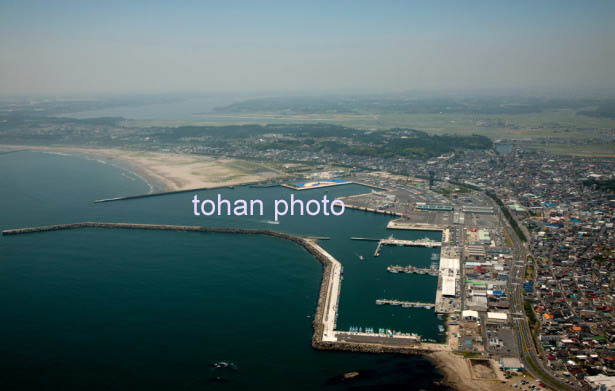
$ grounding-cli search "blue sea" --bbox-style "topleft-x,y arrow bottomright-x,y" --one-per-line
0,150 -> 449,390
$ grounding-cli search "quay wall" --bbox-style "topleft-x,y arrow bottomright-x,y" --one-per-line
315,341 -> 431,355
343,203 -> 405,217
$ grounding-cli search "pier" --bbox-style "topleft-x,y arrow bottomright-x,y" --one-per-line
351,236 -> 441,257
386,219 -> 446,231
351,237 -> 441,247
387,265 -> 438,276
375,299 -> 435,309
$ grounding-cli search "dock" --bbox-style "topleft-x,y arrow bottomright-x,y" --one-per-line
375,299 -> 435,309
351,237 -> 441,247
387,265 -> 438,276
351,236 -> 441,257
386,219 -> 446,231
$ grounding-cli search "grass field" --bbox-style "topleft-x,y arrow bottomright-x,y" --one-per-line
524,142 -> 615,157
126,108 -> 614,157
129,108 -> 614,140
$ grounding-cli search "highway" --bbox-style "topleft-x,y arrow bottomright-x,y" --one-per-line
494,199 -> 580,391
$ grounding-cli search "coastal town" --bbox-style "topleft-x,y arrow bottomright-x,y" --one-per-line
1,88 -> 614,391
327,149 -> 614,391
3,1 -> 615,390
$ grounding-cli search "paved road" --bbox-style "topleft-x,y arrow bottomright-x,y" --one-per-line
491,198 -> 579,391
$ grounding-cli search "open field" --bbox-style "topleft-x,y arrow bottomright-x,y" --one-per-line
127,108 -> 615,143
524,142 -> 615,157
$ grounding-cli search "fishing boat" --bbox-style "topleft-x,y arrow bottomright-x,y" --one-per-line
211,361 -> 231,369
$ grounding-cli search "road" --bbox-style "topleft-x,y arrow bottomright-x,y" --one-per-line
491,198 -> 580,391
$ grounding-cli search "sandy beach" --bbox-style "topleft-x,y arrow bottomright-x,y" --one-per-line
0,145 -> 285,192
427,349 -> 533,391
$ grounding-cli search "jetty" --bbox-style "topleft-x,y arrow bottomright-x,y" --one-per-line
375,299 -> 435,309
351,236 -> 441,257
387,265 -> 438,276
386,219 -> 446,232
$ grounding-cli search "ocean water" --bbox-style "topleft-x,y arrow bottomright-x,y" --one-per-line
0,150 -> 449,390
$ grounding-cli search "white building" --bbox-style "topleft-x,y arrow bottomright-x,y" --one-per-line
462,310 -> 479,321
487,312 -> 508,323
585,374 -> 615,390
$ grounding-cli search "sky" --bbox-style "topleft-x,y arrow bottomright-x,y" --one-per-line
1,0 -> 614,95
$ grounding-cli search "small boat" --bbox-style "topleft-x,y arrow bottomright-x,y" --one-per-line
211,361 -> 230,369
359,255 -> 364,261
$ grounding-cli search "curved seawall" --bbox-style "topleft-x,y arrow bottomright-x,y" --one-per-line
3,222 -> 436,355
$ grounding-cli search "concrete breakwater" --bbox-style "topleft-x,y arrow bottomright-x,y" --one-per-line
93,180 -> 268,203
3,222 -> 437,356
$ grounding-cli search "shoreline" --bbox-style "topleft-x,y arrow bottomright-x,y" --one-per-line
0,145 -> 170,193
0,144 -> 283,193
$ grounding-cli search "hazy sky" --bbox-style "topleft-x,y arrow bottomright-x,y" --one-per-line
1,0 -> 614,95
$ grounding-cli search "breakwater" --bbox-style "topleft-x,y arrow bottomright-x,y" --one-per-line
3,222 -> 440,356
93,180 -> 268,203
0,149 -> 29,156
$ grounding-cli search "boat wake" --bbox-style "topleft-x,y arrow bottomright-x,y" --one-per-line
259,220 -> 280,225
